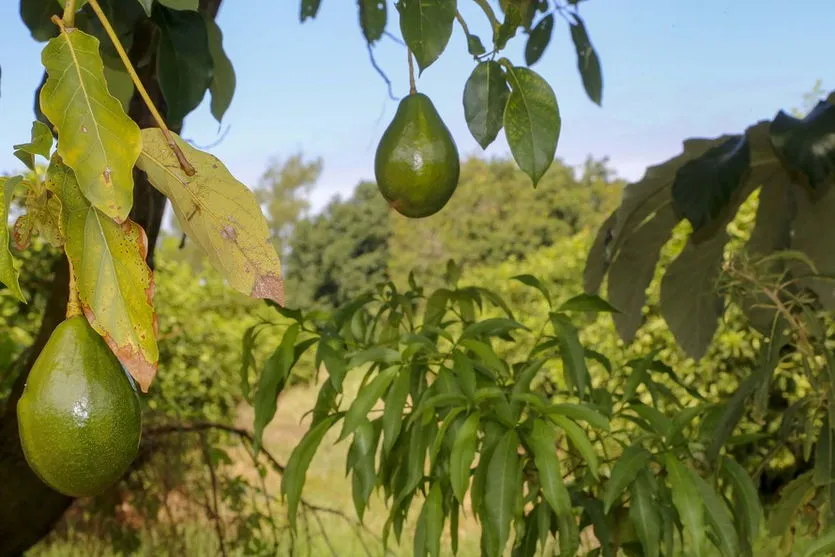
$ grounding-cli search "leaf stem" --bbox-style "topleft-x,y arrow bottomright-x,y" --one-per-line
85,0 -> 196,176
407,50 -> 416,95
62,0 -> 77,27
66,265 -> 82,319
471,0 -> 500,34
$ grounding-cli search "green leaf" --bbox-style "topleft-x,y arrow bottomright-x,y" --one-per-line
800,525 -> 835,557
158,0 -> 197,9
463,61 -> 510,150
136,0 -> 153,15
204,15 -> 236,123
484,429 -> 520,556
550,313 -> 589,398
40,28 -> 140,222
550,414 -> 598,478
396,0 -> 456,73
383,368 -> 410,454
462,317 -> 527,340
603,445 -> 652,513
688,469 -> 740,557
629,471 -> 661,557
450,412 -> 480,502
358,0 -> 387,43
428,407 -> 465,467
21,0 -> 61,42
154,5 -> 213,124
544,403 -> 609,430
466,33 -> 486,56
317,339 -> 347,390
13,121 -> 53,170
419,482 -> 444,557
503,63 -> 560,186
664,455 -> 706,556
450,498 -> 460,554
558,293 -> 619,313
0,178 -> 25,302
459,338 -> 507,377
568,14 -> 603,105
282,414 -> 341,529
511,274 -> 551,307
348,419 -> 378,520
452,350 -> 477,399
300,0 -> 322,21
527,419 -> 578,556
815,414 -> 835,487
524,13 -> 553,66
340,366 -> 398,441
628,403 -> 674,439
57,161 -> 158,391
770,100 -> 835,194
136,128 -> 285,304
767,471 -> 814,537
253,324 -> 300,451
721,457 -> 763,553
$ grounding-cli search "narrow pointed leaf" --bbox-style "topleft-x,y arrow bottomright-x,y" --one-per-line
568,14 -> 603,105
0,178 -> 25,301
524,14 -> 553,66
205,16 -> 236,123
721,457 -> 763,553
253,324 -> 300,451
604,445 -> 652,513
800,525 -> 835,557
382,368 -> 410,454
550,313 -> 589,398
629,472 -> 661,557
511,274 -> 551,306
450,412 -> 480,502
484,430 -> 520,556
340,366 -> 398,440
665,455 -> 706,556
558,293 -> 619,314
767,470 -> 814,537
550,414 -> 598,478
688,468 -> 740,557
348,419 -> 377,520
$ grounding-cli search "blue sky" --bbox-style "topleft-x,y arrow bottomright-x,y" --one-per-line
0,1 -> 831,213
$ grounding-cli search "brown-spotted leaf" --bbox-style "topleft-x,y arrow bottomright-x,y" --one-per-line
136,128 -> 284,304
40,28 -> 141,223
57,160 -> 158,391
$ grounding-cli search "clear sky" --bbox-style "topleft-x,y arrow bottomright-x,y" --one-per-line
0,1 -> 831,213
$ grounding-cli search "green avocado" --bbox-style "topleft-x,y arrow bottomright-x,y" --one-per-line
374,92 -> 460,218
17,316 -> 141,497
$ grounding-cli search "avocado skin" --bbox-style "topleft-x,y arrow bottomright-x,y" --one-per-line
375,93 -> 460,218
17,317 -> 141,497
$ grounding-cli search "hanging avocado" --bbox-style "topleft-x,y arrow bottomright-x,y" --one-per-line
374,93 -> 460,218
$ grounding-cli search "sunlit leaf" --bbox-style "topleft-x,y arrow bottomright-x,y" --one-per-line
396,0 -> 456,73
40,28 -> 140,222
13,120 -> 53,170
665,454 -> 706,556
484,429 -> 520,556
137,128 -> 285,304
603,444 -> 652,513
463,61 -> 510,150
0,177 -> 25,302
340,366 -> 398,441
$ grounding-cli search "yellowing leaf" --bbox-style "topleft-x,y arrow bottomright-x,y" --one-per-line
40,28 -> 141,223
136,128 -> 285,304
57,160 -> 158,392
0,177 -> 26,302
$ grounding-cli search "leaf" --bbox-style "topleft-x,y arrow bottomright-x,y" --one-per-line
158,0 -> 198,9
603,445 -> 652,513
466,33 -> 486,56
463,61 -> 510,150
358,0 -> 387,43
340,366 -> 398,441
550,414 -> 598,478
767,471 -> 814,537
137,128 -> 284,304
461,317 -> 527,340
503,64 -> 560,186
282,414 -> 341,529
770,100 -> 835,194
527,419 -> 578,556
58,161 -> 158,391
659,230 -> 729,359
300,0 -> 322,21
664,455 -> 706,556
101,55 -> 134,112
511,274 -> 551,307
524,14 -> 553,66
348,419 -> 378,520
450,412 -> 479,502
252,323 -> 300,450
382,368 -> 410,454
420,482 -> 444,557
790,179 -> 835,310
800,525 -> 835,557
568,14 -> 603,105
688,469 -> 740,557
583,211 -> 617,294
721,457 -> 764,553
544,403 -> 609,430
558,293 -> 619,313
154,5 -> 213,124
550,313 -> 589,398
40,28 -> 140,222
136,0 -> 153,15
13,120 -> 53,170
629,471 -> 661,557
204,15 -> 236,123
815,414 -> 835,489
0,178 -> 25,302
484,429 -> 520,556
459,338 -> 507,377
21,0 -> 61,42
396,0 -> 456,73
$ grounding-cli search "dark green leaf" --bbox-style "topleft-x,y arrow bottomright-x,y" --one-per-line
471,422 -> 505,518
450,412 -> 480,502
511,274 -> 551,307
153,5 -> 213,125
550,313 -> 589,398
348,346 -> 401,368
204,16 -> 235,123
282,414 -> 341,529
484,430 -> 520,556
452,350 -> 477,399
816,414 -> 835,486
383,368 -> 410,454
550,414 -> 598,478
459,338 -> 507,377
396,0 -> 456,72
136,0 -> 153,15
524,13 -> 553,66
300,0 -> 322,21
767,471 -> 814,537
544,403 -> 609,430
253,324 -> 301,453
21,0 -> 61,42
463,61 -> 510,150
429,407 -> 465,468
721,457 -> 763,554
466,33 -> 486,56
688,468 -> 740,557
664,455 -> 706,556
629,471 -> 661,557
603,445 -> 652,513
348,419 -> 378,520
558,293 -> 619,313
419,482 -> 444,557
358,0 -> 386,43
317,339 -> 347,390
628,403 -> 673,439
462,317 -> 527,340
568,14 -> 603,105
503,63 -> 560,186
340,366 -> 398,440
450,498 -> 460,554
770,100 -> 835,194
577,496 -> 614,557
800,525 -> 835,557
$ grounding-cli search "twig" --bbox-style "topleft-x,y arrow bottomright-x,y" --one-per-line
61,0 -> 76,27
471,0 -> 500,32
200,432 -> 228,557
310,510 -> 339,557
366,42 -> 397,101
407,50 -> 416,95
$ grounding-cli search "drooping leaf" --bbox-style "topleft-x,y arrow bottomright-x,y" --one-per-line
136,128 -> 285,304
419,482 -> 444,557
544,403 -> 609,430
568,14 -> 602,105
252,324 -> 300,451
524,13 -> 553,66
687,468 -> 740,557
770,100 -> 835,194
136,0 -> 153,15
800,525 -> 835,557
396,0 -> 456,73
358,0 -> 387,43
204,15 -> 236,123
0,177 -> 25,302
664,455 -> 706,556
340,366 -> 398,441
629,471 -> 661,557
300,0 -> 322,21
550,414 -> 598,478
450,412 -> 480,502
153,4 -> 213,125
57,161 -> 158,391
348,419 -> 378,520
550,313 -> 589,398
463,61 -> 510,150
484,429 -> 520,556
503,63 -> 560,186
282,414 -> 341,528
40,28 -> 140,222
527,418 -> 578,556
767,471 -> 814,537
461,317 -> 527,340
603,445 -> 652,513
558,293 -> 619,314
382,368 -> 410,454
583,211 -> 616,294
721,457 -> 763,555
511,274 -> 551,306
13,120 -> 53,170
21,0 -> 61,42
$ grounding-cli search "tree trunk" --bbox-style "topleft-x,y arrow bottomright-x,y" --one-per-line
0,1 -> 220,552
